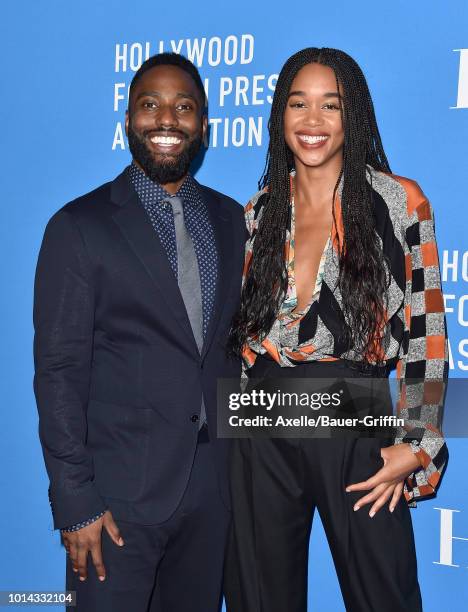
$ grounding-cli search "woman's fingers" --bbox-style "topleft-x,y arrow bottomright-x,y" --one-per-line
368,484 -> 395,517
389,481 -> 404,512
345,464 -> 390,493
351,480 -> 405,517
351,482 -> 388,511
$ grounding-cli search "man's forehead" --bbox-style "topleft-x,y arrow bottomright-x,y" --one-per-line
135,64 -> 198,92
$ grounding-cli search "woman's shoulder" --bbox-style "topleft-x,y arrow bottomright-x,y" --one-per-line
244,187 -> 269,236
245,186 -> 268,214
366,167 -> 429,226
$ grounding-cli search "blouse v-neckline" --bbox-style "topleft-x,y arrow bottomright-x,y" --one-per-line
281,190 -> 331,321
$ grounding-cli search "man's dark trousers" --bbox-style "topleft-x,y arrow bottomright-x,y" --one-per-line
66,430 -> 229,611
33,169 -> 246,611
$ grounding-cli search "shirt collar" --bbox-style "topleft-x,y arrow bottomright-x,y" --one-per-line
127,161 -> 201,207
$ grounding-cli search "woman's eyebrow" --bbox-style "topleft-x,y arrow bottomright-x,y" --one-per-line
287,90 -> 342,98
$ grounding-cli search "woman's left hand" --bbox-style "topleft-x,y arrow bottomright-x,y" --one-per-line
345,443 -> 421,517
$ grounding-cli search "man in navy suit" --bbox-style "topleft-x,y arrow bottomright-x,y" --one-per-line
33,52 -> 245,612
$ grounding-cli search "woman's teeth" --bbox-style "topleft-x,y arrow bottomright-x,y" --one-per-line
299,135 -> 328,144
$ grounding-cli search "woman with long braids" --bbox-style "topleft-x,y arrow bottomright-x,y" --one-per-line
224,47 -> 448,611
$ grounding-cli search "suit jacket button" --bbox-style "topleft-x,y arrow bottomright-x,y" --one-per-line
191,414 -> 199,423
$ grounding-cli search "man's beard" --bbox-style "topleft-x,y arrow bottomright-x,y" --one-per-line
127,123 -> 203,185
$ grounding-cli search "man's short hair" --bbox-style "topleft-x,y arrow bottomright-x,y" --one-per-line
129,52 -> 206,110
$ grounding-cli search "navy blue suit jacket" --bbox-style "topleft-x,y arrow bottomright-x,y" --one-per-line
33,169 -> 246,529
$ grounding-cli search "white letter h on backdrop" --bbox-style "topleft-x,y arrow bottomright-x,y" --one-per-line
452,49 -> 468,109
434,508 -> 468,567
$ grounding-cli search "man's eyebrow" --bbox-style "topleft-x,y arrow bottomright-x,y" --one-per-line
288,90 -> 342,99
135,91 -> 199,103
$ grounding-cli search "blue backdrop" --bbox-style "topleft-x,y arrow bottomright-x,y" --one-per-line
1,0 -> 467,609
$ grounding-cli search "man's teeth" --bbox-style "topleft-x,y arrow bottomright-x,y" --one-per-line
299,135 -> 328,144
150,136 -> 182,145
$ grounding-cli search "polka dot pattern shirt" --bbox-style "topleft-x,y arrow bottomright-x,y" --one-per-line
127,162 -> 218,338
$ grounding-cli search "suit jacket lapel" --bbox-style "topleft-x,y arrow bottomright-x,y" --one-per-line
198,184 -> 233,361
110,170 -> 199,356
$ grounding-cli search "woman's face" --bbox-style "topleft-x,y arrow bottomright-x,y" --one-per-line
283,63 -> 344,171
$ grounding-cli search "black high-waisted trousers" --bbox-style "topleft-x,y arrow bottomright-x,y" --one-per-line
223,356 -> 422,612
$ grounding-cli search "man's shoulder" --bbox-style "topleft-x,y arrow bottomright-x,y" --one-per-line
59,178 -> 115,219
43,171 -> 130,240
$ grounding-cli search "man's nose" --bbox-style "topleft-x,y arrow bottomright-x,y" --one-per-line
157,104 -> 178,127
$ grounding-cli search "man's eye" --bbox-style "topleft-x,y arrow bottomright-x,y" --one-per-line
177,103 -> 193,111
142,101 -> 157,109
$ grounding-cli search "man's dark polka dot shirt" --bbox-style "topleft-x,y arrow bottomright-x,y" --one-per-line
127,162 -> 218,338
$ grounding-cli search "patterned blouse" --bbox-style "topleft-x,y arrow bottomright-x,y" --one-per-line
241,166 -> 449,506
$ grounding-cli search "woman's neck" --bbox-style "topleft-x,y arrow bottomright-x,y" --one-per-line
293,157 -> 342,212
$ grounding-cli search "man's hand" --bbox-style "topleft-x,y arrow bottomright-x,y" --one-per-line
61,510 -> 124,581
345,443 -> 422,517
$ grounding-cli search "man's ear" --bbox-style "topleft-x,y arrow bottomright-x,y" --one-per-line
201,114 -> 208,141
125,110 -> 129,136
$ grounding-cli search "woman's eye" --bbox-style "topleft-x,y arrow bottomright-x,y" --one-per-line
290,101 -> 306,108
323,103 -> 341,110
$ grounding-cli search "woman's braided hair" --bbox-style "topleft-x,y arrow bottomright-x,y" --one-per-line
229,48 -> 392,364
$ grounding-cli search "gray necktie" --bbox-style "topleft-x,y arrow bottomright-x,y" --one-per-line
166,196 -> 206,427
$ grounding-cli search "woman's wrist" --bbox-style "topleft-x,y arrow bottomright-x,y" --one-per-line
407,440 -> 425,468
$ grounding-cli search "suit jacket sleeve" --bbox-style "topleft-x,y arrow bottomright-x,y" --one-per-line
393,183 -> 449,505
33,208 -> 106,529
